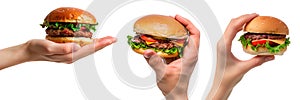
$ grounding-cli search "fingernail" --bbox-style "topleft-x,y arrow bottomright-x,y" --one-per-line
162,58 -> 167,64
105,39 -> 113,44
143,50 -> 155,58
252,13 -> 259,16
265,56 -> 274,61
144,54 -> 151,59
103,37 -> 117,44
111,37 -> 117,43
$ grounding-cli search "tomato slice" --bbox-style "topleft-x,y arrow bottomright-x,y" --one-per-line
251,40 -> 280,47
251,40 -> 267,46
140,35 -> 158,42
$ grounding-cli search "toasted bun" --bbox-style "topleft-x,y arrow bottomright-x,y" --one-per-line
243,45 -> 287,55
244,16 -> 288,35
44,7 -> 97,24
46,35 -> 93,46
132,48 -> 179,58
134,15 -> 188,39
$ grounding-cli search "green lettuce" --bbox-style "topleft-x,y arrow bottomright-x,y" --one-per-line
238,35 -> 290,53
40,21 -> 98,32
265,38 -> 290,53
127,35 -> 181,57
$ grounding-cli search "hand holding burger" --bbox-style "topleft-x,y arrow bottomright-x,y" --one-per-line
239,16 -> 290,55
207,13 -> 276,100
0,36 -> 116,70
134,15 -> 200,99
0,7 -> 116,69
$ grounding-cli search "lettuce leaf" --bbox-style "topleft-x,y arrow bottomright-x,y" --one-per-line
265,38 -> 290,53
40,21 -> 98,32
239,35 -> 252,48
238,35 -> 290,53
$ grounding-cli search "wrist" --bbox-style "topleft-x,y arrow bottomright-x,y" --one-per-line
22,41 -> 35,61
209,83 -> 234,100
165,93 -> 188,100
23,40 -> 45,62
164,86 -> 189,100
16,42 -> 32,63
163,75 -> 190,100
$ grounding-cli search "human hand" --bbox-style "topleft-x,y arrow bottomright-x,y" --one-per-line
0,36 -> 116,69
207,13 -> 275,100
26,36 -> 116,63
143,15 -> 200,100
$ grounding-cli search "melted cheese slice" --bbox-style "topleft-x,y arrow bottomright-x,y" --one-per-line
170,39 -> 186,47
260,38 -> 286,44
174,42 -> 184,47
146,41 -> 156,45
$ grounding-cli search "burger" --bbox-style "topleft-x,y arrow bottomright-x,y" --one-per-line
40,7 -> 98,46
239,16 -> 290,55
127,15 -> 188,58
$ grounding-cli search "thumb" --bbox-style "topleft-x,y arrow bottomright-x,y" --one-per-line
241,55 -> 275,72
144,50 -> 167,72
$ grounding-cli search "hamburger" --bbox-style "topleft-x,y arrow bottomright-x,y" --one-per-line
127,15 -> 188,58
40,7 -> 98,46
239,16 -> 290,55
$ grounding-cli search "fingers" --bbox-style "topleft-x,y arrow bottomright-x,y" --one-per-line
224,13 -> 259,49
182,37 -> 199,63
175,15 -> 200,36
94,36 -> 117,51
28,39 -> 81,55
143,50 -> 167,72
240,55 -> 275,72
71,36 -> 117,62
175,15 -> 200,49
47,43 -> 81,55
46,36 -> 116,63
173,15 -> 200,66
45,36 -> 116,56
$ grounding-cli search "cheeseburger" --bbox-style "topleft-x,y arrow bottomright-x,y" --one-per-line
239,16 -> 290,55
127,15 -> 188,58
40,7 -> 98,46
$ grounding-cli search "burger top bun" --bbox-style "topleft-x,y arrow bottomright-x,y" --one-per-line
244,16 -> 289,35
44,7 -> 97,24
134,15 -> 188,39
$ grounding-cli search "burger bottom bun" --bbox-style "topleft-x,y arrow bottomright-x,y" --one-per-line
46,35 -> 93,47
132,48 -> 179,58
243,45 -> 287,55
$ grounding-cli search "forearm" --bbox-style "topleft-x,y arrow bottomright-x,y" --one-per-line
0,43 -> 30,69
164,80 -> 189,100
165,93 -> 188,100
207,63 -> 233,100
165,87 -> 188,100
207,83 -> 233,100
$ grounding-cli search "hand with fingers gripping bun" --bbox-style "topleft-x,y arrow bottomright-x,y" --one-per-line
142,15 -> 200,100
207,13 -> 276,100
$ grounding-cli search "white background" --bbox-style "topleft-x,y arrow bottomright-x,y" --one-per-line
0,0 -> 298,100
